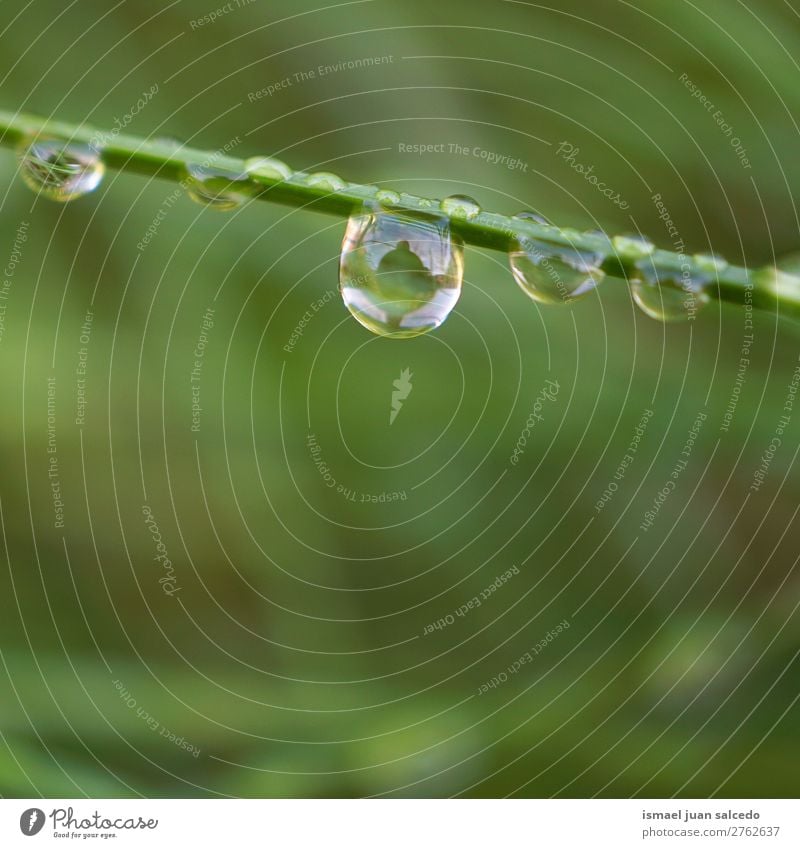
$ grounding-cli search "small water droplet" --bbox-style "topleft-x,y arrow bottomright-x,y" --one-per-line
514,210 -> 552,227
693,252 -> 728,274
339,206 -> 463,338
182,163 -> 252,211
18,137 -> 105,202
306,172 -> 346,193
441,194 -> 481,220
509,233 -> 606,305
613,234 -> 655,258
631,262 -> 710,321
376,189 -> 401,207
244,156 -> 292,182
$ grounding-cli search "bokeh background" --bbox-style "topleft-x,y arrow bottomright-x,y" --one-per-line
1,0 -> 799,798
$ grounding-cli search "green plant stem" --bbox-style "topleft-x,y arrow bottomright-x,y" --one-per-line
0,109 -> 797,319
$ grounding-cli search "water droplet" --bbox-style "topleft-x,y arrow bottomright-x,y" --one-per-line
244,156 -> 292,183
613,234 -> 655,259
305,172 -> 346,193
514,210 -> 552,227
693,252 -> 728,274
509,233 -> 606,305
376,189 -> 401,207
18,137 -> 105,201
339,206 -> 463,338
182,163 -> 252,211
630,262 -> 710,321
441,194 -> 481,220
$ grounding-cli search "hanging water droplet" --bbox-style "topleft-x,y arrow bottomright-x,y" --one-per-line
182,163 -> 252,211
441,194 -> 481,220
613,233 -> 655,259
18,136 -> 105,202
509,230 -> 606,305
630,262 -> 711,321
376,189 -> 401,207
339,206 -> 463,338
244,156 -> 292,183
305,172 -> 346,193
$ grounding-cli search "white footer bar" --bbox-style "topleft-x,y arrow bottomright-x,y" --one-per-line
2,799 -> 797,846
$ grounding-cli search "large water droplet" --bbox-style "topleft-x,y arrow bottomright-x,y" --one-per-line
182,163 -> 252,211
440,194 -> 481,220
18,137 -> 105,201
339,206 -> 463,338
509,227 -> 606,305
631,262 -> 710,321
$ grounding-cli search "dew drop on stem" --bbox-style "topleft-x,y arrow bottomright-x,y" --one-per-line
509,212 -> 606,305
182,163 -> 252,211
630,261 -> 710,322
441,194 -> 481,220
18,136 -> 105,202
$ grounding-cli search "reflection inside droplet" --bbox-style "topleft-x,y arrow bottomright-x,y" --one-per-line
339,206 -> 464,338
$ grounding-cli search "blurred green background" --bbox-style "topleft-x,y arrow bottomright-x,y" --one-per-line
0,0 -> 799,798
